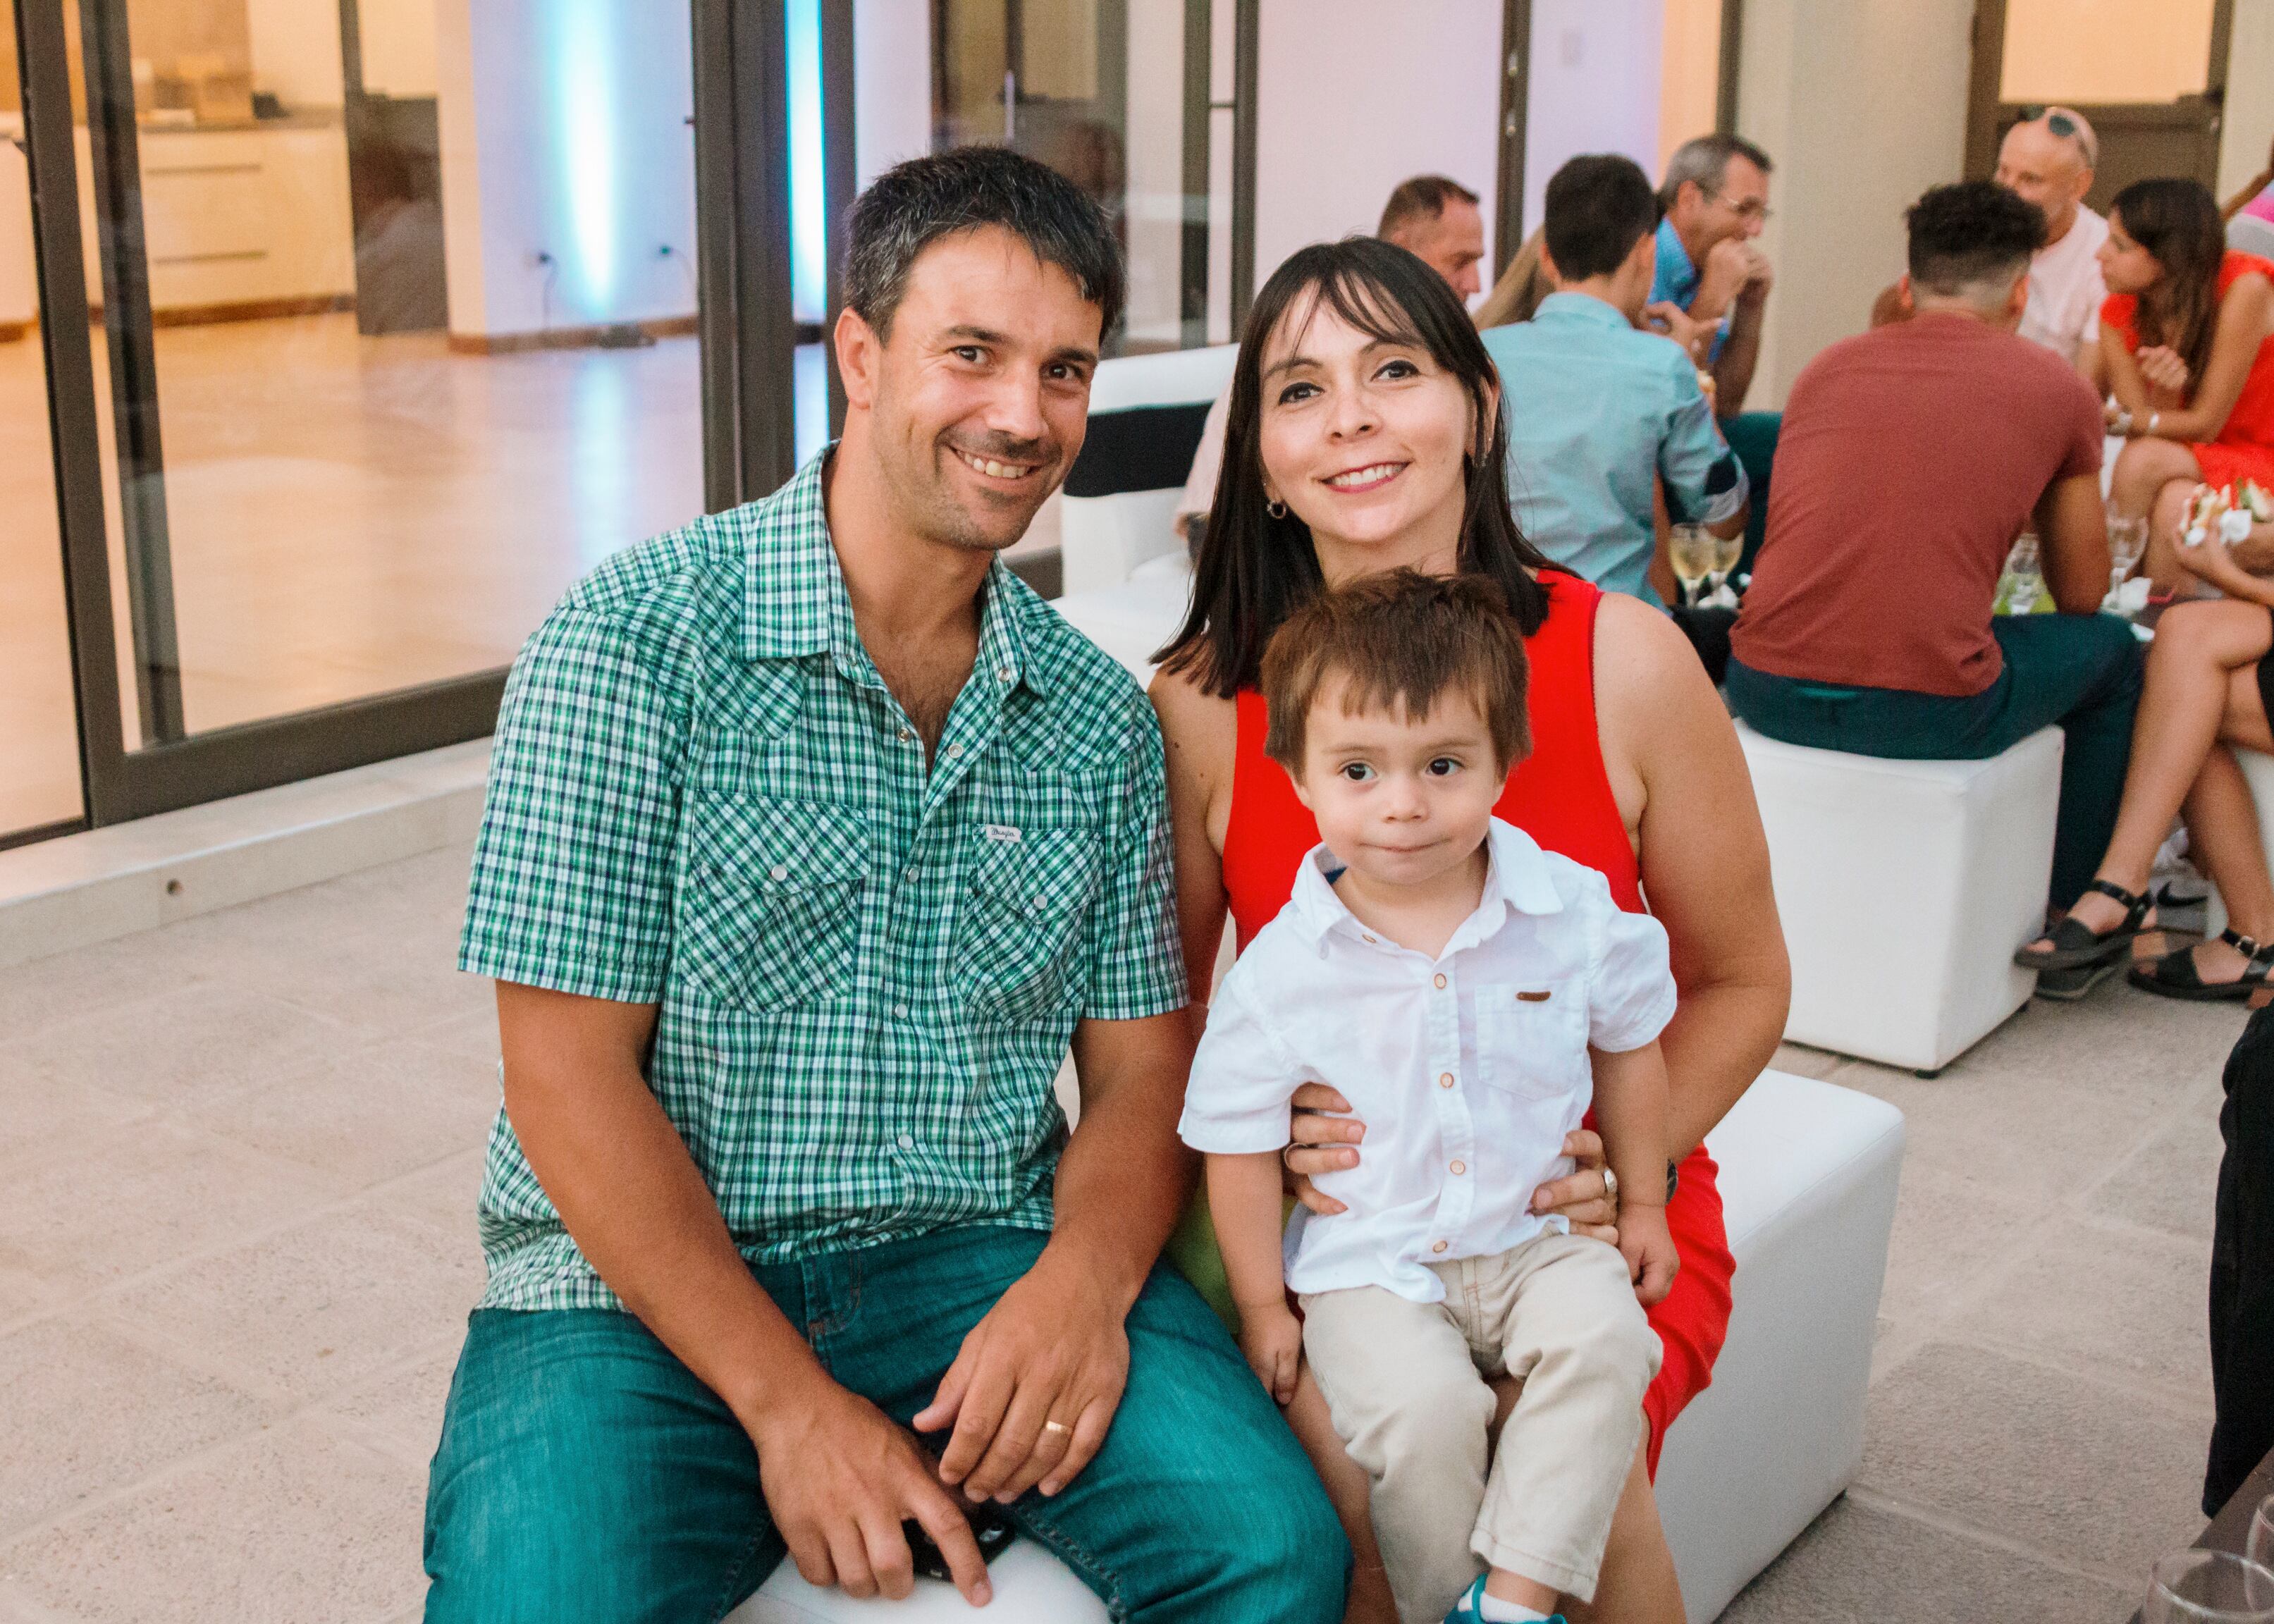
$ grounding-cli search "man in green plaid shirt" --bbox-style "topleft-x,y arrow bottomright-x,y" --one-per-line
420,149 -> 1344,1623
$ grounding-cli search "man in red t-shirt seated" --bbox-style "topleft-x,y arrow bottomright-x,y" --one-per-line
1727,180 -> 2138,935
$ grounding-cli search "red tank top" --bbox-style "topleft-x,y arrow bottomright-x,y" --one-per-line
1222,570 -> 1638,947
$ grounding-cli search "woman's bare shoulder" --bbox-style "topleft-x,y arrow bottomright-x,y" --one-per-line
1591,593 -> 1744,785
1148,664 -> 1238,780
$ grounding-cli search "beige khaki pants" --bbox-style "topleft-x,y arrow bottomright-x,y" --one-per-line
1300,1232 -> 1661,1621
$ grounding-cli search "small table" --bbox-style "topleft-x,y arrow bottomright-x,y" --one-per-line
2128,1448 -> 2274,1623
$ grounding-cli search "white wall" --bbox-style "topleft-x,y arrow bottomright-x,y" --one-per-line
435,0 -> 697,338
2220,0 -> 2274,202
245,0 -> 345,109
854,0 -> 932,188
1733,0 -> 1974,408
1251,0 -> 1502,294
1124,0 -> 1187,348
362,0 -> 441,99
1521,0 -> 1664,235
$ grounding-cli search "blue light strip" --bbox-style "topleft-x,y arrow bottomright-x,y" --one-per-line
558,0 -> 620,315
787,0 -> 826,324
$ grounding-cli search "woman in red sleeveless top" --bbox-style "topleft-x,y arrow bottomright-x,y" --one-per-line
1150,241 -> 1788,1622
2098,178 -> 2274,594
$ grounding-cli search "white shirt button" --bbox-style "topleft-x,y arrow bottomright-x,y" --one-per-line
895,1003 -> 910,1018
948,744 -> 964,758
897,1133 -> 916,1149
1449,1159 -> 1466,1176
997,665 -> 1013,681
1430,1239 -> 1449,1254
1432,973 -> 1446,990
897,727 -> 914,742
770,865 -> 789,882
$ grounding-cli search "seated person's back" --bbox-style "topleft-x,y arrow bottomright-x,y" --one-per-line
1486,154 -> 1747,608
1732,295 -> 2101,696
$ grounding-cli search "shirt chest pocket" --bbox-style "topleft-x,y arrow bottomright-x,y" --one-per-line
950,825 -> 1102,1026
677,794 -> 866,1010
1475,978 -> 1592,1102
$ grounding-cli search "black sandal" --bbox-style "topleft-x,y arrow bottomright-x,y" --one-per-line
2127,929 -> 2274,1002
2013,880 -> 2154,971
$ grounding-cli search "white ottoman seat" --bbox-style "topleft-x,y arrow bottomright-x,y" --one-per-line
1737,721 -> 2063,1073
2203,745 -> 2274,940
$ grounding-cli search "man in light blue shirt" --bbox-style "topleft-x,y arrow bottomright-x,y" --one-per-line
1649,133 -> 1776,412
1485,155 -> 1747,672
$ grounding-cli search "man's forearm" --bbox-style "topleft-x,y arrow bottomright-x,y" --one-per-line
503,1052 -> 830,1432
1047,1087 -> 1196,1312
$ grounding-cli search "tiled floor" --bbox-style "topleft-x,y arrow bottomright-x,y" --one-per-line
0,844 -> 2240,1622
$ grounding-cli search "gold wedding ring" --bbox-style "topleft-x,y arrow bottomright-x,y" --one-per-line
1602,1167 -> 1621,1205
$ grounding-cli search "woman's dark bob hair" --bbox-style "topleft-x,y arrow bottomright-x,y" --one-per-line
1155,236 -> 1551,696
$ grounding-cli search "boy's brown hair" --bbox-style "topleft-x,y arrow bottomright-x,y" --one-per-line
1260,570 -> 1531,774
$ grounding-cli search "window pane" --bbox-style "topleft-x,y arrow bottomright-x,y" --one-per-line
0,22 -> 88,837
2001,0 -> 2216,105
84,0 -> 705,740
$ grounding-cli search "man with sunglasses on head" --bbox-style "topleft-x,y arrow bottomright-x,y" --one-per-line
1873,107 -> 2108,380
1652,133 -> 1777,414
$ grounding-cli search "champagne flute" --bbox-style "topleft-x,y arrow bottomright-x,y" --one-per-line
2249,1494 -> 2274,1569
2142,1550 -> 2274,1623
1708,529 -> 1744,603
1668,522 -> 1714,608
2002,533 -> 2043,616
2109,515 -> 2151,605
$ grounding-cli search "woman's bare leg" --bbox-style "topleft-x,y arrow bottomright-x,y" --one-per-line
2111,440 -> 2203,593
2172,669 -> 2274,982
1562,1439 -> 1684,1624
1282,1369 -> 1399,1624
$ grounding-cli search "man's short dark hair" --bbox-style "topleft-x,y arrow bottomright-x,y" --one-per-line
844,146 -> 1125,341
1906,180 -> 2046,299
1543,155 -> 1660,283
1261,570 -> 1530,774
1378,175 -> 1481,242
1658,133 -> 1775,211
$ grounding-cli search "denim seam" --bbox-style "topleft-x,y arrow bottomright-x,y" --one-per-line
1004,1503 -> 1129,1620
703,1522 -> 777,1624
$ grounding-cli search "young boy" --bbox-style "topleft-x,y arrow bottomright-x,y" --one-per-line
1177,571 -> 1679,1624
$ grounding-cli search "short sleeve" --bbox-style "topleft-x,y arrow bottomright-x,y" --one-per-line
1178,971 -> 1301,1154
1587,899 -> 1677,1054
2057,371 -> 2106,482
1659,356 -> 1750,529
458,606 -> 686,1003
1078,702 -> 1191,1021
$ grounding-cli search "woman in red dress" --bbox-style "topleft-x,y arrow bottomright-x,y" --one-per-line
1149,238 -> 1789,1621
2099,178 -> 2274,595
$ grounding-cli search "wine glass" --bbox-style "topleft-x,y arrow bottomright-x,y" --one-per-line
2249,1494 -> 2274,1568
1668,522 -> 1714,608
2109,515 -> 2151,605
1707,529 -> 1744,603
2142,1550 -> 2274,1623
2002,533 -> 2043,615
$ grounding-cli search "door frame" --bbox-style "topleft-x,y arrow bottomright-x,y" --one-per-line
10,0 -> 802,837
1964,0 -> 2235,185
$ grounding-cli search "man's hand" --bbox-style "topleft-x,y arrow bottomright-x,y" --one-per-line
1694,238 -> 1753,321
914,1247 -> 1129,1503
1645,300 -> 1712,363
752,1379 -> 993,1606
1235,1299 -> 1304,1406
1735,243 -> 1774,307
1617,1202 -> 1680,1307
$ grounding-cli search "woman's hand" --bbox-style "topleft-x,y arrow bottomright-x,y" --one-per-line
1284,1082 -> 1364,1214
1528,1130 -> 1621,1244
2137,344 -> 2192,400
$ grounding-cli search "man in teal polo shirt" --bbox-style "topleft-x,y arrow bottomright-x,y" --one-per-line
421,147 -> 1344,1623
1650,132 -> 1775,412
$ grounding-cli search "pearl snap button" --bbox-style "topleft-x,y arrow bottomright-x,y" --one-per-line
897,1133 -> 916,1149
770,866 -> 788,882
948,744 -> 963,757
895,1004 -> 909,1018
997,666 -> 1013,681
897,727 -> 913,742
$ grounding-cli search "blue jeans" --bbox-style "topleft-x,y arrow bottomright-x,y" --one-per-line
1727,612 -> 2145,909
422,1224 -> 1346,1623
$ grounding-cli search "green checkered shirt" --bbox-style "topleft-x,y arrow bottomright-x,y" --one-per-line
458,453 -> 1188,1310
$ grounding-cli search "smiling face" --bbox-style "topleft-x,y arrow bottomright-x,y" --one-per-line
2098,209 -> 2165,297
1290,680 -> 1504,892
1255,287 -> 1485,583
837,224 -> 1102,553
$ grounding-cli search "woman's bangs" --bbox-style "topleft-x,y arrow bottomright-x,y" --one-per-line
1267,264 -> 1439,370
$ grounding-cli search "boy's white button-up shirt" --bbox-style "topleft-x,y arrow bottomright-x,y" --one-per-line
1178,818 -> 1676,1304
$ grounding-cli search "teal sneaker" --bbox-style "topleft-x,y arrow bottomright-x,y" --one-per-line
1442,1573 -> 1567,1623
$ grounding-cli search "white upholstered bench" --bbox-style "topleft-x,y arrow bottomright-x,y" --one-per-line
729,1070 -> 1902,1623
1736,722 -> 2063,1074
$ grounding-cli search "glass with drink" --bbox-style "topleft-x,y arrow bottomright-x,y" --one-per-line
2141,1550 -> 2274,1623
2108,515 -> 2151,608
1668,522 -> 1715,608
2000,534 -> 2043,615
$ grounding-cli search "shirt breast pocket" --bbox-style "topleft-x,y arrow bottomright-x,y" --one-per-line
1475,978 -> 1592,1101
677,794 -> 866,1011
951,826 -> 1102,1026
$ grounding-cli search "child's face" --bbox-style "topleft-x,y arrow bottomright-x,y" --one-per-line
1290,682 -> 1507,892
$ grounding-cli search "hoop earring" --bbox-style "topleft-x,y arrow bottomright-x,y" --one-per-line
1267,498 -> 1287,519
